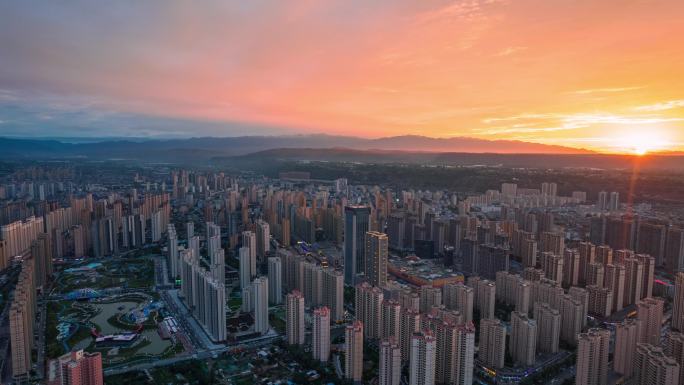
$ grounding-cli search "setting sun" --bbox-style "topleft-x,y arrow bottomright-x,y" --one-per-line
616,129 -> 671,155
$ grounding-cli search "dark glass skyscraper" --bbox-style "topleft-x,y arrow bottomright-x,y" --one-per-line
344,205 -> 371,285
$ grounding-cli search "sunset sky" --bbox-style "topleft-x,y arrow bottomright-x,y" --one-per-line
1,0 -> 683,153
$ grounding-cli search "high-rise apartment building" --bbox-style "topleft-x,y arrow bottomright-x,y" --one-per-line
241,231 -> 257,278
623,257 -> 644,307
365,231 -> 389,287
603,264 -> 625,313
578,241 -> 596,286
379,338 -> 402,385
255,220 -> 270,263
434,320 -> 475,385
664,331 -> 684,385
637,253 -> 655,300
673,272 -> 684,332
322,267 -> 345,322
563,249 -> 580,287
267,256 -> 282,304
410,330 -> 437,385
252,276 -> 269,335
355,282 -> 384,339
400,308 -> 421,363
568,287 -> 589,328
239,247 -> 251,290
510,311 -> 537,367
313,306 -> 331,362
420,285 -> 442,314
476,280 -> 496,319
540,232 -> 565,255
286,290 -> 305,345
46,350 -> 104,385
531,278 -> 564,311
665,228 -> 684,274
614,319 -> 639,377
167,225 -> 179,279
587,285 -> 613,318
596,245 -> 613,265
633,344 -> 681,385
576,328 -> 610,385
479,318 -> 506,369
559,294 -> 584,345
636,297 -> 664,346
10,258 -> 35,380
541,251 -> 564,284
443,283 -> 474,323
534,302 -> 560,354
382,299 -> 401,340
179,249 -> 227,342
586,262 -> 604,287
345,321 -> 364,383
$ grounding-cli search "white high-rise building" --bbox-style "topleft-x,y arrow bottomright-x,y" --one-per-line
355,282 -> 384,340
252,277 -> 269,335
410,330 -> 437,385
178,249 -> 226,342
167,225 -> 179,279
382,299 -> 401,340
322,267 -> 344,322
242,231 -> 257,278
379,338 -> 402,385
286,290 -> 305,345
267,256 -> 282,305
400,308 -> 421,363
256,220 -> 270,263
435,322 -> 474,385
239,247 -> 251,290
313,307 -> 331,362
345,321 -> 364,382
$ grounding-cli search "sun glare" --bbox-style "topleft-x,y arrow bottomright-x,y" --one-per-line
618,129 -> 670,155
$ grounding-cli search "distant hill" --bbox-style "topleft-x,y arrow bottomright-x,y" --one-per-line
0,134 -> 592,161
2,135 -> 684,169
223,147 -> 684,170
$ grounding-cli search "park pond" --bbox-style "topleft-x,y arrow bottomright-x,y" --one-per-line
73,300 -> 172,356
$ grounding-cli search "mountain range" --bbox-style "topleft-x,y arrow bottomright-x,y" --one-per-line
2,134 -> 684,170
0,134 -> 592,160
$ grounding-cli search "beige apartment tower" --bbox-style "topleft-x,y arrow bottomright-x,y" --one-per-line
575,328 -> 610,385
313,306 -> 331,362
345,321 -> 364,383
286,290 -> 305,345
379,338 -> 402,385
479,318 -> 506,369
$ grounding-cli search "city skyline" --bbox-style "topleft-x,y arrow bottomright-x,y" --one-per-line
1,1 -> 684,154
